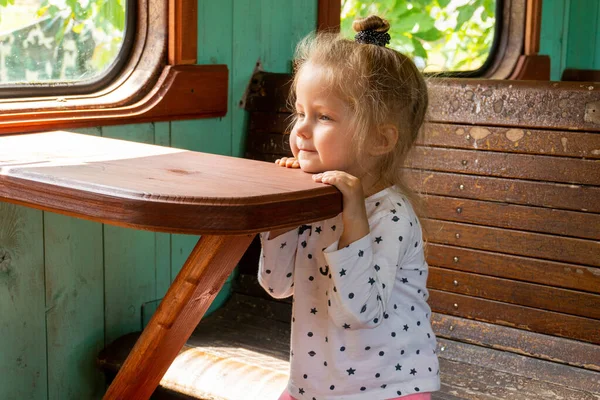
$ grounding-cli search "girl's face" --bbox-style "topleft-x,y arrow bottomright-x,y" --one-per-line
290,64 -> 359,175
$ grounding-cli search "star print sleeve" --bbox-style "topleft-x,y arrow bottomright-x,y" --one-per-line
323,212 -> 414,329
258,229 -> 299,299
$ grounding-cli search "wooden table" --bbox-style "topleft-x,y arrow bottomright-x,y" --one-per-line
0,131 -> 341,400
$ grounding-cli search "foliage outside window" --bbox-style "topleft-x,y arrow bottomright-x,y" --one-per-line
0,0 -> 127,87
341,0 -> 496,73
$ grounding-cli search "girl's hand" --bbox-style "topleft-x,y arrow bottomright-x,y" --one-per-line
275,157 -> 300,168
312,171 -> 370,248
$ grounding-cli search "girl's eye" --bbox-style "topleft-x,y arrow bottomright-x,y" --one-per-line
296,112 -> 305,119
319,114 -> 332,121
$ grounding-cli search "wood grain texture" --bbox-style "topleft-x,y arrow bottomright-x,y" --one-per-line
437,340 -> 599,398
406,169 -> 600,213
422,219 -> 600,267
429,290 -> 600,344
407,146 -> 600,185
0,204 -> 47,400
0,131 -> 341,235
426,78 -> 600,131
421,195 -> 599,240
103,234 -> 254,400
432,314 -> 600,372
44,214 -> 105,400
425,244 -> 600,294
419,123 -> 600,158
429,267 -> 600,319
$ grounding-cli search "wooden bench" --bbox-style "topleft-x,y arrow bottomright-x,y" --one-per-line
98,71 -> 600,399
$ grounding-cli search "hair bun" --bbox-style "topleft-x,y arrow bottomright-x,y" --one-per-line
352,15 -> 390,33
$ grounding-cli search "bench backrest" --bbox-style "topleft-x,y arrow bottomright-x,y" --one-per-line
244,71 -> 600,371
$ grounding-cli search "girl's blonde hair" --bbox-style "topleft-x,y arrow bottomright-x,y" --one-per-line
289,15 -> 428,200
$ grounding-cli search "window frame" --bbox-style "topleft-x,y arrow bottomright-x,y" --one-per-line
0,0 -> 228,136
0,0 -> 138,98
318,0 -> 545,80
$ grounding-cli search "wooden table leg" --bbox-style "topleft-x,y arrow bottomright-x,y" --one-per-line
103,234 -> 255,400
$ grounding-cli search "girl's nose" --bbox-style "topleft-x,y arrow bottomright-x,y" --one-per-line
295,119 -> 312,138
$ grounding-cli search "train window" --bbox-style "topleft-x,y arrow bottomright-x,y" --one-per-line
341,0 -> 499,75
0,0 -> 135,98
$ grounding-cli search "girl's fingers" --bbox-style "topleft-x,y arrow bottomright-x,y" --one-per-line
285,158 -> 296,168
276,157 -> 291,167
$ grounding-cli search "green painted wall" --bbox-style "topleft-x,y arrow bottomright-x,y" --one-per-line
0,1 -> 317,399
540,0 -> 600,81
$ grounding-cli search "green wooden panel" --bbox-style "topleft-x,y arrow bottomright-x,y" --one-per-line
261,0 -> 294,72
292,0 -> 318,55
595,2 -> 600,69
44,215 -> 105,400
101,123 -> 160,343
0,204 -> 46,400
232,0 -> 263,158
540,0 -> 569,81
171,0 -> 234,157
565,0 -> 598,70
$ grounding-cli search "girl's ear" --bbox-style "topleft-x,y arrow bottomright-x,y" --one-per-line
369,124 -> 399,156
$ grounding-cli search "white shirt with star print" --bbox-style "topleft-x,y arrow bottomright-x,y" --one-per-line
259,186 -> 440,400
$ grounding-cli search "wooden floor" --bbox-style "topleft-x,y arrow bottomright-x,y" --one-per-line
98,287 -> 600,400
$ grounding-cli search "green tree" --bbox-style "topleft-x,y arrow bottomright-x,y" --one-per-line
0,0 -> 126,81
341,0 -> 496,72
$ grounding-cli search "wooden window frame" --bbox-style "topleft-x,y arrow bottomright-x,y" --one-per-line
318,0 -> 548,80
0,0 -> 227,136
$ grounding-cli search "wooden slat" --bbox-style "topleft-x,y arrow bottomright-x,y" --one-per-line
429,290 -> 600,344
0,204 -> 47,400
426,244 -> 600,294
432,314 -> 600,372
420,123 -> 600,159
422,195 -> 600,240
407,147 -> 600,185
429,267 -> 600,319
427,78 -> 600,132
44,214 -> 105,398
0,132 -> 341,235
437,340 -> 600,396
438,357 -> 596,399
422,219 -> 600,267
406,170 -> 600,213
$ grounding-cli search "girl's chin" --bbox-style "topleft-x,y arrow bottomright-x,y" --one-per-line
298,161 -> 322,174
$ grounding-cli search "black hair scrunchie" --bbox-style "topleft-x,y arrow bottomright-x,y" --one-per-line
354,30 -> 391,47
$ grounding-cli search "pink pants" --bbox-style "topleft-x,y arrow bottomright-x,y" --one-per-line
279,391 -> 431,400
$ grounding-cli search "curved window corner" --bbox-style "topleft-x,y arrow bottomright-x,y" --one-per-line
0,0 -> 228,136
322,0 -> 538,80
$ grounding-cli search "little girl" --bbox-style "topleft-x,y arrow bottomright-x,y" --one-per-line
259,15 -> 440,400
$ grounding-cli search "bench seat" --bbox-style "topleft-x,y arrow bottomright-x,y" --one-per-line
98,274 -> 600,400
